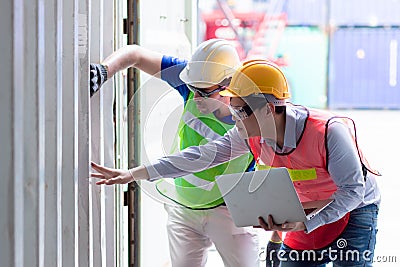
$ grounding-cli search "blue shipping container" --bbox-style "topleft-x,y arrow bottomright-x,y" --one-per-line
329,27 -> 400,109
330,0 -> 400,26
284,0 -> 327,26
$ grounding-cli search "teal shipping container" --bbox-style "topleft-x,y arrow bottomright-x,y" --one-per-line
276,27 -> 328,108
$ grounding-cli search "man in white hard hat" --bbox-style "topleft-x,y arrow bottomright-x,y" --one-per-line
90,39 -> 269,266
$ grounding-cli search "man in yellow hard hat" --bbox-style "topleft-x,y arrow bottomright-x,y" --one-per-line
91,59 -> 381,266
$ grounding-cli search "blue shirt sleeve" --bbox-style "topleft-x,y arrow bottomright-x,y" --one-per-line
161,55 -> 190,102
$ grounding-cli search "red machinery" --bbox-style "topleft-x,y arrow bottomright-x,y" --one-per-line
201,0 -> 288,66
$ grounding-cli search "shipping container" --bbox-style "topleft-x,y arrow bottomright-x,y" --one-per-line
330,0 -> 400,26
284,0 -> 328,26
329,27 -> 400,109
276,26 -> 328,108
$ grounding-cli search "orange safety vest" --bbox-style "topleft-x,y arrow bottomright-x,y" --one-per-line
248,106 -> 379,250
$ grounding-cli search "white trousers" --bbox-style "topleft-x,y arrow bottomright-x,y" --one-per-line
164,204 -> 259,267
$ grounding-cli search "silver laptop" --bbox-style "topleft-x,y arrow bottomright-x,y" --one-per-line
215,168 -> 333,227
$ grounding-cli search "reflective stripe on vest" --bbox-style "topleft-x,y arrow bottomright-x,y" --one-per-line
181,174 -> 215,191
182,111 -> 221,141
256,164 -> 317,181
179,111 -> 220,191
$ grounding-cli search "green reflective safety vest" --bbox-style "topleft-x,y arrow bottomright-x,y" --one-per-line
156,92 -> 253,209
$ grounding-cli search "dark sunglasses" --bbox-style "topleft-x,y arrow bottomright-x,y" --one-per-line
187,84 -> 226,98
228,104 -> 254,121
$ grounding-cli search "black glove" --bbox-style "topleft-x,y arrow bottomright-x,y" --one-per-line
90,63 -> 108,97
265,241 -> 281,267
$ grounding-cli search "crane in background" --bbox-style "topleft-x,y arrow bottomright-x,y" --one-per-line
202,0 -> 288,66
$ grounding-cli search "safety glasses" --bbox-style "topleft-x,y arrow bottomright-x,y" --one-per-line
187,84 -> 226,99
228,104 -> 254,121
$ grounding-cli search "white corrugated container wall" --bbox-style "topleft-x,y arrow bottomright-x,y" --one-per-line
0,0 -> 121,266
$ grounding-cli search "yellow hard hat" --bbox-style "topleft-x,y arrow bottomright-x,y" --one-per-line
220,59 -> 291,99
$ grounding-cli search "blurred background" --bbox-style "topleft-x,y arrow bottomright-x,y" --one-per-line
198,0 -> 400,109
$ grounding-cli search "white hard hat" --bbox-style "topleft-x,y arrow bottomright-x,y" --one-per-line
179,39 -> 240,88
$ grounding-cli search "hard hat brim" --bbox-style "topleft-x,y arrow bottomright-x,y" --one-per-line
219,88 -> 240,97
179,68 -> 216,89
179,68 -> 194,86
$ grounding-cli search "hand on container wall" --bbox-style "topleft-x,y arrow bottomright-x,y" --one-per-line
90,161 -> 133,185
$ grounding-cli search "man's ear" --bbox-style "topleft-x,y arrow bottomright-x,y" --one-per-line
267,102 -> 275,113
258,102 -> 274,115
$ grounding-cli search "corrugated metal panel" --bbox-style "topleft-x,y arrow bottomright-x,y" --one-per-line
284,0 -> 327,26
90,0 -> 117,265
0,0 -> 118,267
42,0 -> 58,265
329,27 -> 400,109
330,0 -> 400,26
276,27 -> 328,108
0,1 -> 15,266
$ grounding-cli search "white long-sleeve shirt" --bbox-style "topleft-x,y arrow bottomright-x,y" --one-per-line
145,105 -> 381,232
